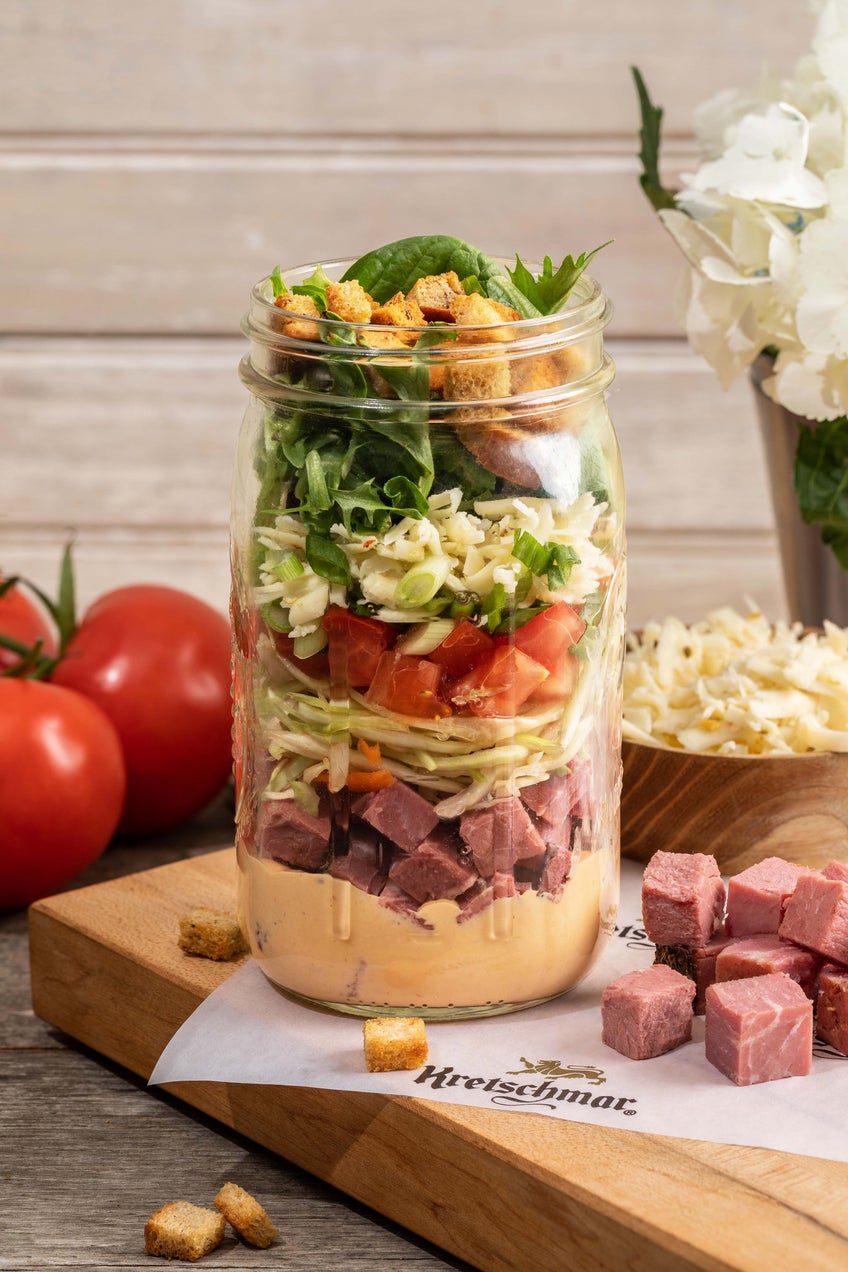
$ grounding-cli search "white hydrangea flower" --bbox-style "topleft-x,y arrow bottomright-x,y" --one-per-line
813,0 -> 848,103
769,348 -> 848,419
795,218 -> 848,355
683,103 -> 828,208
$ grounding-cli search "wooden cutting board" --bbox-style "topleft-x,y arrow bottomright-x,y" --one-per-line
28,849 -> 848,1272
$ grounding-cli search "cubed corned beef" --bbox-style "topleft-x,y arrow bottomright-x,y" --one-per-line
377,879 -> 434,929
705,973 -> 813,1085
715,935 -> 821,998
824,860 -> 848,885
539,844 -> 572,896
521,773 -> 573,823
329,823 -> 387,894
534,813 -> 572,854
388,825 -> 478,903
257,799 -> 330,870
726,856 -> 813,937
654,927 -> 737,1015
602,964 -> 696,1060
460,797 -> 547,877
816,964 -> 848,1055
359,779 -> 440,851
642,850 -> 725,946
779,873 -> 848,965
457,871 -> 515,922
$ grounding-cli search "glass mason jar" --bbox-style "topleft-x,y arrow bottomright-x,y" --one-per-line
232,259 -> 625,1019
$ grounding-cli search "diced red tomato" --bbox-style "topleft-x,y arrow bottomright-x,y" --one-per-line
527,649 -> 579,704
272,631 -> 330,679
498,602 -> 586,671
364,650 -> 449,719
449,645 -> 549,717
429,620 -> 493,677
323,606 -> 394,689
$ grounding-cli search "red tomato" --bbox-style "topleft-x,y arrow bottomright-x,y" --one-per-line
500,602 -> 586,671
449,645 -> 548,717
429,620 -> 493,677
272,630 -> 330,680
0,680 -> 126,909
52,585 -> 232,835
0,579 -> 57,672
527,649 -> 580,704
322,607 -> 394,689
364,650 -> 449,719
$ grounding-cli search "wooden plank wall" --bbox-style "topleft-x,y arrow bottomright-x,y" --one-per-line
0,2 -> 815,627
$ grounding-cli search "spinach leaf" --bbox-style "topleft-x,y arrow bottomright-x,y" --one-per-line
305,533 -> 352,586
794,417 -> 848,568
341,235 -> 512,305
631,66 -> 677,213
372,327 -> 457,402
430,431 -> 497,504
506,246 -> 611,315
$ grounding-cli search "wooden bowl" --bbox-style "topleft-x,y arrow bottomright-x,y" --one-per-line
621,741 -> 848,874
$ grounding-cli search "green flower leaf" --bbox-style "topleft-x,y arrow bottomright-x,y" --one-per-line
794,417 -> 848,569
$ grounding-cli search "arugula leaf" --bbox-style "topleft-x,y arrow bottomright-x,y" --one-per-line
270,264 -> 287,297
506,245 -> 611,315
794,417 -> 848,568
291,263 -> 332,311
631,66 -> 677,213
384,475 -> 429,517
305,533 -> 352,586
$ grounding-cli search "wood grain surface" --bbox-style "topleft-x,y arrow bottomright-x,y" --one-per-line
2,800 -> 469,1271
28,847 -> 848,1272
621,742 -> 848,874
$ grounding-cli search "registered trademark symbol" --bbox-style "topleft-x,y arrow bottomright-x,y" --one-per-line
623,1108 -> 637,1116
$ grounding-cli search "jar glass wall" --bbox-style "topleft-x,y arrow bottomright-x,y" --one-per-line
231,260 -> 625,1019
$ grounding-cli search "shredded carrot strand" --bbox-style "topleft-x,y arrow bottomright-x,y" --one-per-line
314,769 -> 394,792
357,737 -> 382,766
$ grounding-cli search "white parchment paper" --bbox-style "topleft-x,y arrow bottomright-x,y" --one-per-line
150,861 -> 848,1162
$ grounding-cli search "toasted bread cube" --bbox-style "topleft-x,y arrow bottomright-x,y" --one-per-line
144,1200 -> 225,1262
509,352 -> 563,396
449,291 -> 518,336
214,1182 -> 279,1249
325,279 -> 374,324
363,1016 -> 428,1071
272,292 -> 321,341
406,270 -> 464,322
370,291 -> 426,340
451,406 -> 540,487
178,909 -> 248,962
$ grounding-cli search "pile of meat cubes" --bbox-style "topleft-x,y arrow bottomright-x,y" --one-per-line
601,851 -> 848,1084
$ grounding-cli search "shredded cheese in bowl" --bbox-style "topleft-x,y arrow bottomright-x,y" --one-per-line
623,607 -> 848,755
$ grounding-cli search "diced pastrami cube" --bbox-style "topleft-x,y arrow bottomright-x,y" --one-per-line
705,973 -> 813,1085
388,826 -> 478,904
779,873 -> 848,965
257,799 -> 330,870
534,814 -> 572,854
521,774 -> 573,823
823,860 -> 848,884
715,935 -> 820,999
329,823 -> 387,894
358,780 -> 439,851
460,797 -> 547,877
601,964 -> 696,1060
641,850 -> 725,946
539,844 -> 572,896
377,879 -> 433,929
457,871 -> 516,923
654,927 -> 737,1015
816,964 -> 848,1055
726,856 -> 813,937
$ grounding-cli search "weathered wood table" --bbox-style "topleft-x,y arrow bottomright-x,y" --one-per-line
1,793 -> 469,1271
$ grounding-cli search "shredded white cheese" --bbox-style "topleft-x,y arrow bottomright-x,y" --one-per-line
623,608 -> 848,755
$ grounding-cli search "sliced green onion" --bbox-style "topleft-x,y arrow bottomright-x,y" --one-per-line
546,543 -> 580,591
394,558 -> 451,609
512,529 -> 550,576
270,264 -> 286,297
482,582 -> 507,632
261,603 -> 292,634
513,563 -> 533,605
397,619 -> 456,656
449,592 -> 477,618
272,553 -> 305,583
290,780 -> 320,818
293,628 -> 328,660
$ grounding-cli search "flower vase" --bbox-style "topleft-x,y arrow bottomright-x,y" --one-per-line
750,355 -> 848,628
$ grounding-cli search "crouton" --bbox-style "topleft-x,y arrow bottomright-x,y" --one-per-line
272,292 -> 321,341
442,354 -> 511,402
451,406 -> 541,488
448,292 -> 520,336
178,909 -> 248,962
144,1201 -> 225,1263
406,271 -> 464,322
325,279 -> 375,324
370,291 -> 426,344
363,1016 -> 428,1071
509,352 -> 563,397
214,1182 -> 279,1249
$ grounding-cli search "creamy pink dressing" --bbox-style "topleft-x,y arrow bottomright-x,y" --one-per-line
239,847 -> 615,1013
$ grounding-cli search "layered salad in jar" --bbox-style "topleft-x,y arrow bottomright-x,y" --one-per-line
233,235 -> 624,1017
